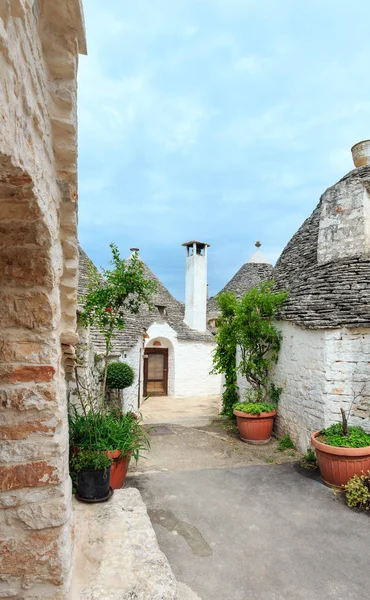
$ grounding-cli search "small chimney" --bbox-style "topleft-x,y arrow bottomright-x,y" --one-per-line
182,240 -> 210,331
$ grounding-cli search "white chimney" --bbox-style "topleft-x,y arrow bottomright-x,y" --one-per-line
182,240 -> 209,331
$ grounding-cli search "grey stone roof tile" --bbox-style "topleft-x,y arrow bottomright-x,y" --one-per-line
274,166 -> 370,328
207,262 -> 274,312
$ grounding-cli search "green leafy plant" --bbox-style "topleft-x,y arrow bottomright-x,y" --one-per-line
278,434 -> 295,451
299,448 -> 318,470
70,449 -> 112,472
106,362 -> 135,390
233,402 -> 275,415
69,403 -> 150,462
80,244 -> 157,396
318,423 -> 370,448
344,472 -> 370,510
213,282 -> 288,416
211,292 -> 239,417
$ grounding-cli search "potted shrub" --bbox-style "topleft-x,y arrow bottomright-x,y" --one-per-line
233,396 -> 277,444
311,406 -> 370,488
71,449 -> 113,503
213,282 -> 288,443
100,409 -> 150,489
69,402 -> 150,490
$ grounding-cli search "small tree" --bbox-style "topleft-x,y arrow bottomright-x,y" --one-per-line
213,282 -> 288,414
236,282 -> 288,403
80,244 -> 157,396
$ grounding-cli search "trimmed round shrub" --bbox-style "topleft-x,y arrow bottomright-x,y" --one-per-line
106,362 -> 135,389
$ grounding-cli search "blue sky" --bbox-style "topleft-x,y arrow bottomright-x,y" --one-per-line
78,0 -> 370,300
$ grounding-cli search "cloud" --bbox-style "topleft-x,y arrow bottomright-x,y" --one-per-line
78,0 -> 370,299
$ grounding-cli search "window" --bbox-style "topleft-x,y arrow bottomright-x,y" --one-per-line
156,305 -> 167,317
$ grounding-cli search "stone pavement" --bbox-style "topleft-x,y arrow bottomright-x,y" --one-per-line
127,396 -> 370,600
140,394 -> 220,427
128,464 -> 369,600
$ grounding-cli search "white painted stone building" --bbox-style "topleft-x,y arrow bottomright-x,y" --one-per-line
78,241 -> 221,411
271,162 -> 370,453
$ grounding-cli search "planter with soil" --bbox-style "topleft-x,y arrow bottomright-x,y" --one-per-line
105,449 -> 131,489
71,449 -> 113,503
233,403 -> 276,444
311,425 -> 370,489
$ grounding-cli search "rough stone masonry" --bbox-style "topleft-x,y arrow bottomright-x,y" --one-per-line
0,1 -> 86,598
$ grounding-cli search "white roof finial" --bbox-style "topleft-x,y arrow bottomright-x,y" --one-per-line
247,241 -> 272,265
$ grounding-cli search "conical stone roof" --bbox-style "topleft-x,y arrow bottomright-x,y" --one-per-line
274,165 -> 370,328
207,244 -> 273,313
78,247 -> 214,353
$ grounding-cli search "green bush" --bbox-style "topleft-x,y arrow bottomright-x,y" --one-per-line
233,401 -> 276,415
106,362 -> 135,389
278,434 -> 295,451
212,282 -> 287,417
318,423 -> 370,448
345,473 -> 370,510
70,449 -> 112,472
69,406 -> 150,462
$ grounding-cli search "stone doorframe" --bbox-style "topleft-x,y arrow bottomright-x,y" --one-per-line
0,2 -> 86,598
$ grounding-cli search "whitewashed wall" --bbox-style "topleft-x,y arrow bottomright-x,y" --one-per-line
273,322 -> 370,453
121,340 -> 142,413
145,321 -> 221,398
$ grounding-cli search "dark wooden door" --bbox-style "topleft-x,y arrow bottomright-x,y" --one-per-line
144,348 -> 168,396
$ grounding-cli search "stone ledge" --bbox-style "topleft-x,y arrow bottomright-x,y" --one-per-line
71,487 -> 178,600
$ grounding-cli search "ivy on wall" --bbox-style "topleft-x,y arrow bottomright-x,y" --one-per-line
213,282 -> 288,416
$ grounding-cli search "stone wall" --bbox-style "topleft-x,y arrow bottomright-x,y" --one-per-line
273,322 -> 370,453
0,2 -> 85,598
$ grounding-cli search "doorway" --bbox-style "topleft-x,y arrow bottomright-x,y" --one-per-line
144,348 -> 168,396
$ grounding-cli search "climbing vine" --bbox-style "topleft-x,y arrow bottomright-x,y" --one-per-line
212,292 -> 239,417
213,282 -> 288,416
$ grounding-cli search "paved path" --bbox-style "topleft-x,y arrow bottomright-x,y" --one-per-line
140,394 -> 220,427
127,399 -> 369,600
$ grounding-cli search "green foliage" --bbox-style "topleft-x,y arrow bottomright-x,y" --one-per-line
212,282 -> 288,415
69,405 -> 150,462
299,448 -> 318,470
70,449 -> 112,472
106,362 -> 135,389
345,472 -> 370,510
211,291 -> 239,416
79,244 -> 157,395
318,423 -> 370,448
278,434 -> 295,451
233,401 -> 276,415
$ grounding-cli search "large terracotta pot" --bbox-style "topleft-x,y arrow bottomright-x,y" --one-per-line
233,409 -> 276,444
104,450 -> 131,489
351,140 -> 370,168
311,431 -> 370,489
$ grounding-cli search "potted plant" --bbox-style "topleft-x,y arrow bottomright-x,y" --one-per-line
100,408 -> 150,489
311,403 -> 370,488
69,401 -> 150,490
213,282 -> 288,443
71,449 -> 113,503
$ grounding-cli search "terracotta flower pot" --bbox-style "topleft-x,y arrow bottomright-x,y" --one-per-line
311,431 -> 370,489
233,409 -> 276,444
351,140 -> 370,168
104,450 -> 131,489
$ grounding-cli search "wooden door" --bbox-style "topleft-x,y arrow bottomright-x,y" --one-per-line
144,348 -> 168,396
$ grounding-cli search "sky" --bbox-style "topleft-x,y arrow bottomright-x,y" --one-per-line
78,0 -> 370,301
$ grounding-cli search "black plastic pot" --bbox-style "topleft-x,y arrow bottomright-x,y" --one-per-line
76,466 -> 112,502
